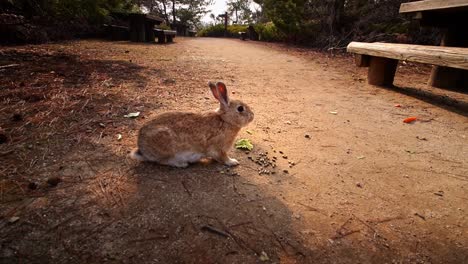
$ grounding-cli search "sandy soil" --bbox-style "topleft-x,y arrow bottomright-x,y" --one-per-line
0,37 -> 467,264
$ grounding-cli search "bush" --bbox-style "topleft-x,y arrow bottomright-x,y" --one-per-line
254,22 -> 285,42
198,24 -> 248,38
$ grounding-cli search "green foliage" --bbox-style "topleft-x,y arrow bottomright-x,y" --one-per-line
157,24 -> 171,30
235,138 -> 253,151
198,24 -> 248,38
261,0 -> 305,37
254,22 -> 284,42
8,0 -> 138,23
252,0 -> 424,47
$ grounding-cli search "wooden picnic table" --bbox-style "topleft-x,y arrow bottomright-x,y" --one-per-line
128,13 -> 164,43
400,0 -> 468,89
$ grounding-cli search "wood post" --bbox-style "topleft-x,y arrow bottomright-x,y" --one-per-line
130,16 -> 146,42
166,35 -> 173,43
429,27 -> 468,90
368,57 -> 398,86
355,54 -> 370,67
145,21 -> 155,43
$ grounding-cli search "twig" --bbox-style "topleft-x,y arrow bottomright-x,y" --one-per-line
0,150 -> 14,157
332,229 -> 360,239
228,221 -> 253,229
181,180 -> 192,196
48,214 -> 79,231
0,64 -> 20,70
297,202 -> 327,216
414,213 -> 426,221
201,225 -> 229,238
368,216 -> 404,225
129,235 -> 169,243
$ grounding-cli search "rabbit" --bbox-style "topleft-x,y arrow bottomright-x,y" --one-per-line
130,81 -> 254,168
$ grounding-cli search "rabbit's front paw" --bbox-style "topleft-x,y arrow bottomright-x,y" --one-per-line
225,158 -> 239,166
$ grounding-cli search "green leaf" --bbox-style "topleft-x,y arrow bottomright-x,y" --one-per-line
235,138 -> 254,151
124,112 -> 140,118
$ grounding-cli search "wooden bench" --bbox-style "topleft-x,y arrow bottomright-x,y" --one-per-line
188,30 -> 197,37
347,42 -> 468,86
103,24 -> 130,40
154,29 -> 176,44
239,32 -> 247,41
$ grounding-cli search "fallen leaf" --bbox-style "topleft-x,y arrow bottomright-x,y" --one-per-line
117,134 -> 122,141
235,139 -> 253,151
246,130 -> 253,135
124,112 -> 140,118
357,156 -> 365,160
329,111 -> 338,115
259,251 -> 269,262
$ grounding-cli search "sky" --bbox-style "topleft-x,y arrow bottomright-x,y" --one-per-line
202,0 -> 228,23
201,0 -> 260,23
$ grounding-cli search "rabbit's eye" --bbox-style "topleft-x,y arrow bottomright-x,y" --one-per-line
237,106 -> 244,113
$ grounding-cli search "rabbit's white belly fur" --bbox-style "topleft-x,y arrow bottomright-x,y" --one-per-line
174,151 -> 204,163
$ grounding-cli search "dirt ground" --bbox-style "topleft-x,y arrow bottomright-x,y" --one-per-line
0,37 -> 467,264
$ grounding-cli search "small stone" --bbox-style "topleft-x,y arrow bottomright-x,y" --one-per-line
356,182 -> 362,188
279,151 -> 284,154
47,177 -> 62,187
305,134 -> 311,139
282,155 -> 288,159
283,170 -> 289,174
8,216 -> 20,224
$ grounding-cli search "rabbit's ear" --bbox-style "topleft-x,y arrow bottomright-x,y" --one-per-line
208,81 -> 220,101
216,82 -> 229,107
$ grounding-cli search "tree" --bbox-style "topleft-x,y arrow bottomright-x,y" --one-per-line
209,13 -> 216,25
136,0 -> 212,26
259,0 -> 305,38
227,0 -> 252,24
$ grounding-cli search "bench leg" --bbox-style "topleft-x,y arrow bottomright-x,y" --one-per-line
368,57 -> 398,86
158,35 -> 165,44
167,35 -> 173,43
428,27 -> 468,90
355,54 -> 370,67
429,67 -> 468,90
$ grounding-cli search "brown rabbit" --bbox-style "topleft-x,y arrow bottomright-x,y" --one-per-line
131,81 -> 254,168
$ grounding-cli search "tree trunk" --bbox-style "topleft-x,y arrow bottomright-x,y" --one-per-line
162,0 -> 170,24
328,0 -> 345,35
172,0 -> 176,24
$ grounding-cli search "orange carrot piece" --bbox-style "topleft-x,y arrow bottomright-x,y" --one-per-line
403,117 -> 417,123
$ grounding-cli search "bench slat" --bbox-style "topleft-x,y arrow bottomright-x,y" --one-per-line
399,0 -> 468,13
347,42 -> 468,70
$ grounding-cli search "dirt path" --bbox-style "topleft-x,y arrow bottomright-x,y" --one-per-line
1,38 -> 467,263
